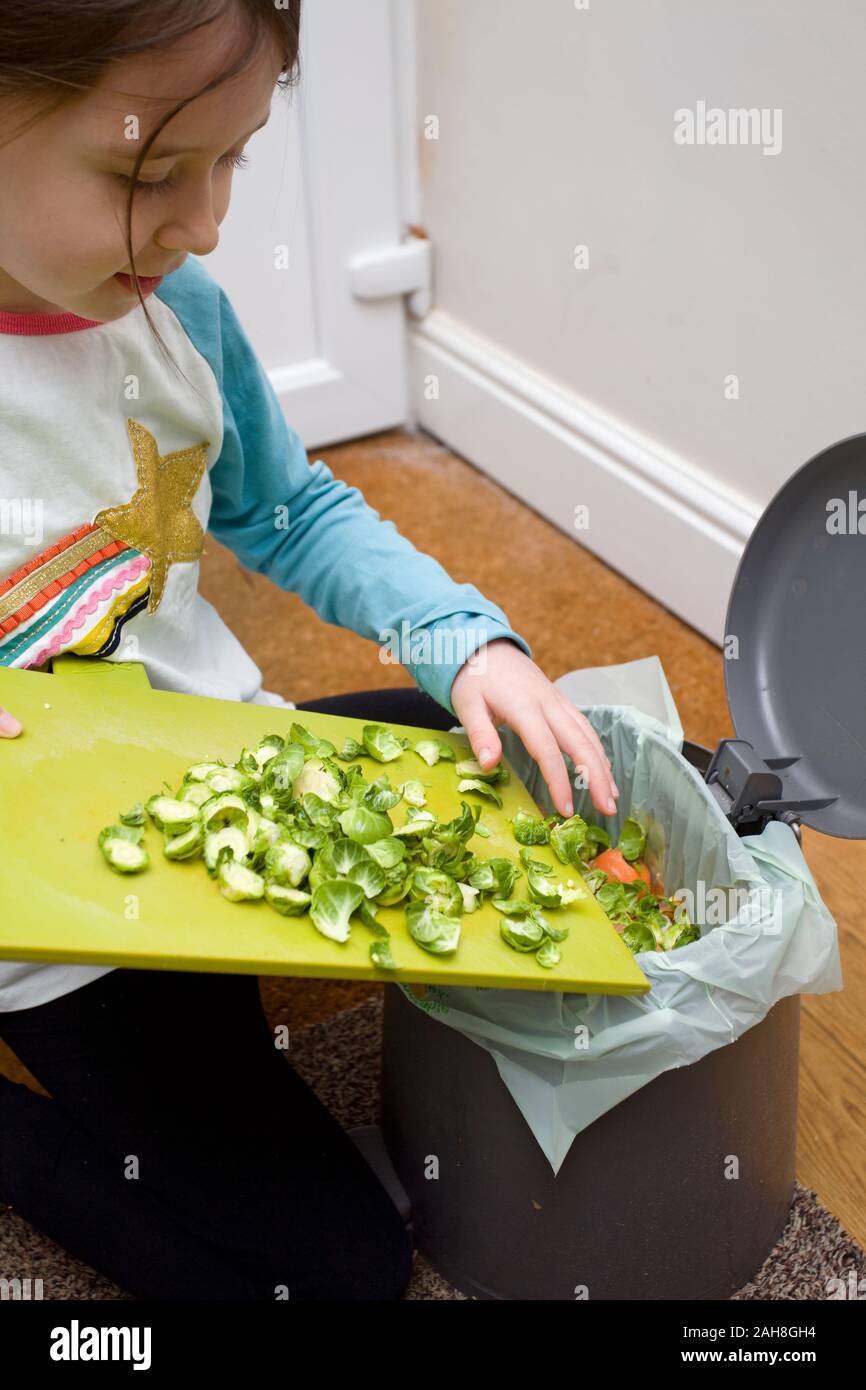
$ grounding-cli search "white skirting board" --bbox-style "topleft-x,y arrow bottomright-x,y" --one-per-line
408,311 -> 761,645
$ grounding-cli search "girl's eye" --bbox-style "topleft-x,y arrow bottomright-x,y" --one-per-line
113,150 -> 250,197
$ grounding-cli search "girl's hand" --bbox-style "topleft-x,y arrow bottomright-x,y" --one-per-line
0,706 -> 22,738
450,639 -> 619,818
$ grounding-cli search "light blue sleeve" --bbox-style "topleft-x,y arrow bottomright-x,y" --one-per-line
156,258 -> 533,717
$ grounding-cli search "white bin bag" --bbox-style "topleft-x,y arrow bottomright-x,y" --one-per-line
397,658 -> 842,1174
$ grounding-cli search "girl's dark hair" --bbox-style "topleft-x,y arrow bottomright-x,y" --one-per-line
0,0 -> 302,381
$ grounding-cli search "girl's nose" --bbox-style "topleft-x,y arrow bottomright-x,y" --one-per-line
155,192 -> 221,259
156,218 -> 220,259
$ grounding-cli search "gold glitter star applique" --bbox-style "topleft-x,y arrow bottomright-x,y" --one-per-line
94,418 -> 210,613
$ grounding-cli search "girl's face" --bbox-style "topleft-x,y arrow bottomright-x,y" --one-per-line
0,16 -> 284,319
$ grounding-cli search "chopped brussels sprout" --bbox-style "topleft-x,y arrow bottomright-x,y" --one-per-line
413,738 -> 456,767
338,805 -> 393,844
177,781 -> 215,808
218,859 -> 265,902
334,736 -> 365,760
409,866 -> 464,918
392,809 -> 436,837
457,881 -> 480,912
346,857 -> 386,899
372,865 -> 412,906
252,735 -> 285,767
365,776 -> 402,813
405,901 -> 461,954
455,758 -> 510,786
370,938 -> 398,970
292,757 -> 341,805
457,778 -> 503,809
145,795 -> 200,834
548,814 -> 611,867
618,816 -> 647,863
203,825 -> 250,875
400,779 -> 428,808
263,745 -> 305,796
183,761 -> 222,783
264,882 -> 312,916
468,857 -> 520,897
164,824 -> 204,861
555,880 -> 588,906
352,900 -> 389,938
199,792 -> 249,831
98,824 -> 149,874
206,766 -> 254,795
365,836 -> 406,870
511,810 -> 551,845
265,839 -> 312,888
535,938 -> 561,968
362,723 -> 405,762
96,716 -> 602,978
309,880 -> 365,942
499,916 -> 545,951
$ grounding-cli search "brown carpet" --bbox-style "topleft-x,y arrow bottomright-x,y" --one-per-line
1,993 -> 862,1301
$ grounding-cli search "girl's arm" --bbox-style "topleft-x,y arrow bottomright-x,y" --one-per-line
205,278 -> 533,719
158,260 -> 616,815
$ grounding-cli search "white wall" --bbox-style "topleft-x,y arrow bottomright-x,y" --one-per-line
411,0 -> 866,637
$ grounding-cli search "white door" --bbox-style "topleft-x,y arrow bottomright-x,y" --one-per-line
207,0 -> 428,451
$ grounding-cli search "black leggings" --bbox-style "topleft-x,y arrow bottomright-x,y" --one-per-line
0,687 -> 457,1301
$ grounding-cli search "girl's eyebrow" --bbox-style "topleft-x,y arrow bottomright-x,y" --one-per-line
106,109 -> 271,161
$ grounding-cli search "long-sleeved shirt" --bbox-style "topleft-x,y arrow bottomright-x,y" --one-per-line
0,255 -> 531,1010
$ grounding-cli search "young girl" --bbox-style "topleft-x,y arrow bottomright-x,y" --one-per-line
0,0 -> 618,1300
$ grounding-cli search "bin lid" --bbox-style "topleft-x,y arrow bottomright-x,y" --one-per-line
725,432 -> 866,838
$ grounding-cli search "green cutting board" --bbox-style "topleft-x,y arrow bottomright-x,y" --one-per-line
0,658 -> 649,995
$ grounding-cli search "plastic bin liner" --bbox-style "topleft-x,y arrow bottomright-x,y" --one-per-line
396,657 -> 842,1174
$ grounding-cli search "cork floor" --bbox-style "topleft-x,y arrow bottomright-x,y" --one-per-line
3,426 -> 864,1250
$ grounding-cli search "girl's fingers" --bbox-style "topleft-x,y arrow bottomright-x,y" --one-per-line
508,709 -> 584,819
555,694 -> 619,796
455,689 -> 503,769
452,681 -> 617,817
0,706 -> 22,738
545,702 -> 617,816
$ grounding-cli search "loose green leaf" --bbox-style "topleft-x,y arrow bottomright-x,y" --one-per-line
535,938 -> 561,969
457,778 -> 503,809
618,816 -> 647,863
264,882 -> 312,917
455,758 -> 510,786
413,738 -> 456,767
309,880 -> 365,942
370,938 -> 398,970
511,810 -> 550,846
405,901 -> 461,955
338,805 -> 394,844
500,916 -> 545,951
400,779 -> 428,808
362,723 -> 404,762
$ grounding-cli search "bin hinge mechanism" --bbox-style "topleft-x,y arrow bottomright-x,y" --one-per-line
704,739 -> 838,831
348,229 -> 433,319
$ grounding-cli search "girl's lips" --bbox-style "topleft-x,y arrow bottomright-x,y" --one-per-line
114,272 -> 164,294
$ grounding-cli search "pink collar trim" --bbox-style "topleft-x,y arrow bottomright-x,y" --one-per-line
0,307 -> 103,335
